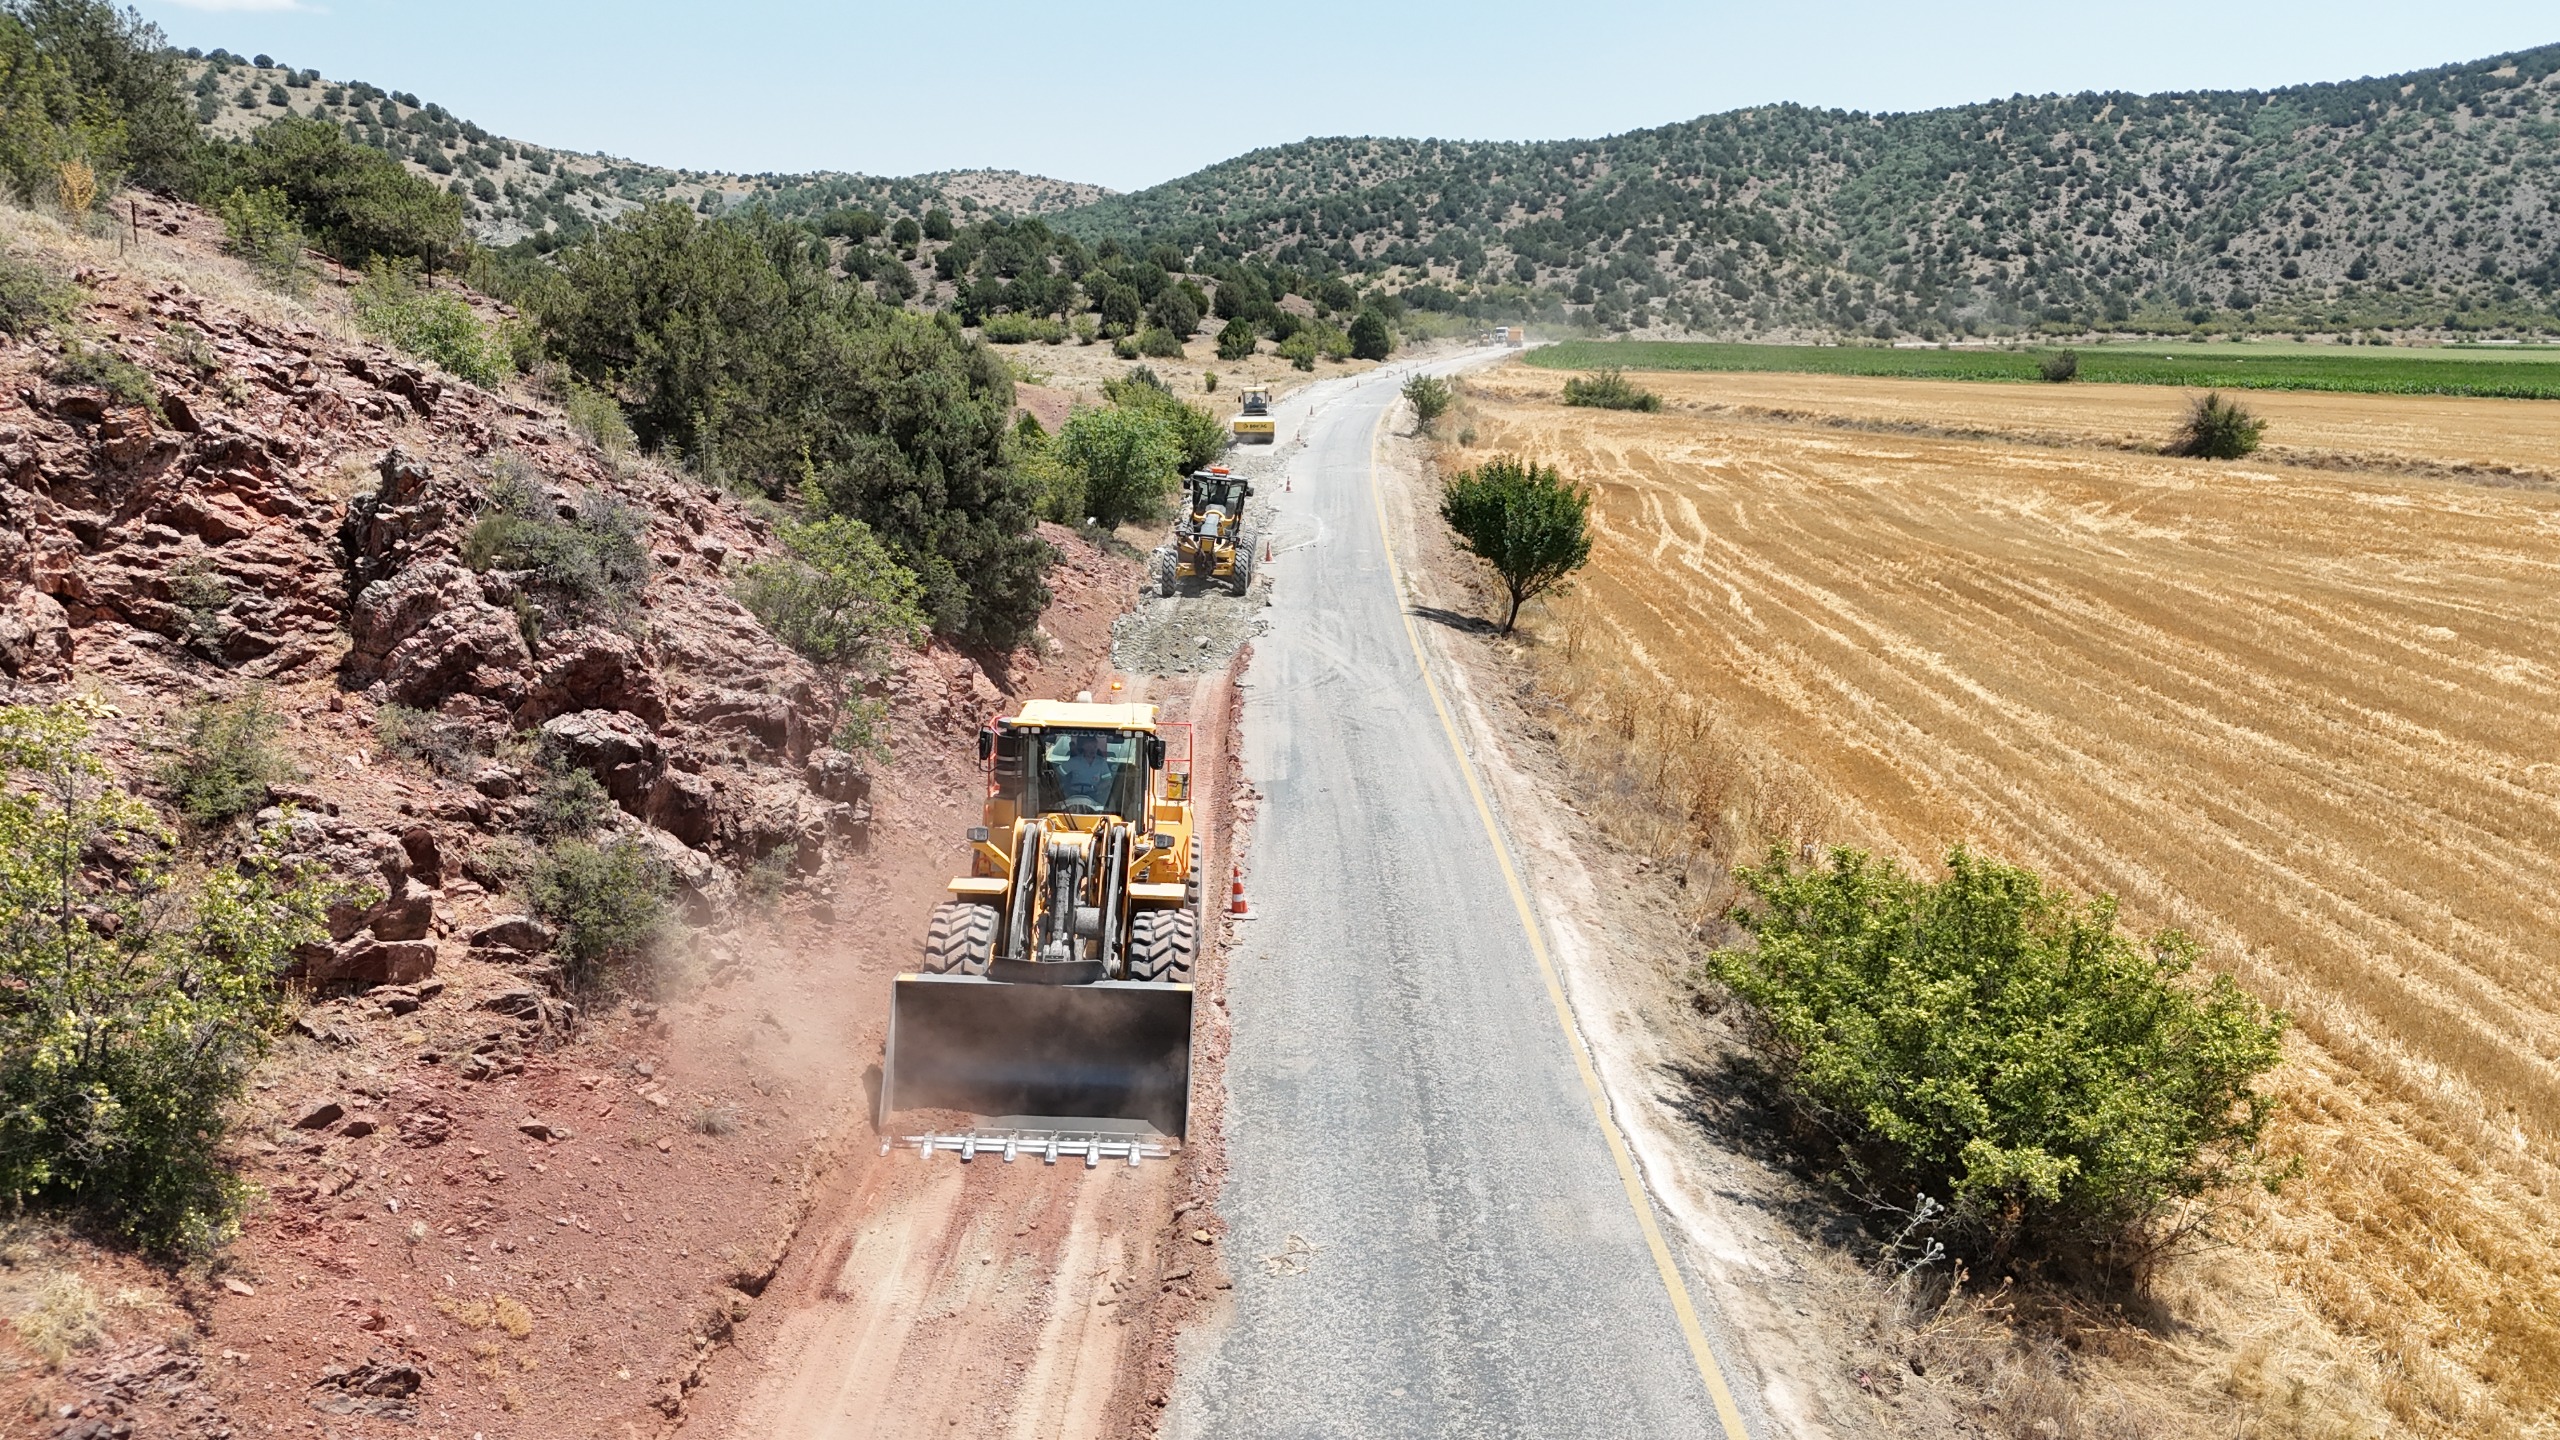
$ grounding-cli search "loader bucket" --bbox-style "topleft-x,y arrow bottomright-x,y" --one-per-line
882,974 -> 1196,1138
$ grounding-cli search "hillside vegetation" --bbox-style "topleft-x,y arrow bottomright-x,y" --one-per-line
1067,43 -> 2560,341
177,48 -> 1111,251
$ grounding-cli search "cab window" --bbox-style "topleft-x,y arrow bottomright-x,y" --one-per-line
1034,731 -> 1145,819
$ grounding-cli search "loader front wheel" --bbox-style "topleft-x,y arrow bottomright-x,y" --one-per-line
923,901 -> 998,977
1127,907 -> 1197,983
1229,531 -> 1258,595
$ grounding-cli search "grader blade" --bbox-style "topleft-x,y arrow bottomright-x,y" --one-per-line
881,974 -> 1195,1138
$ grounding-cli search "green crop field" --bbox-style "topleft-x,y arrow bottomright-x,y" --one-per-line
1523,340 -> 2560,400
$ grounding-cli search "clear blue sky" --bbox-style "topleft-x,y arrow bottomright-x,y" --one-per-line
134,1 -> 2558,193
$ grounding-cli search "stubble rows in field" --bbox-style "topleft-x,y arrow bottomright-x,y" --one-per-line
1460,365 -> 2560,1436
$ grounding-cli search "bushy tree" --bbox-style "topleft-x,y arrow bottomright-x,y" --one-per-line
2166,391 -> 2265,459
0,0 -> 196,198
2038,349 -> 2080,383
732,515 -> 926,672
1708,846 -> 2289,1257
1347,307 -> 1393,360
1103,368 -> 1226,472
1561,368 -> 1661,411
160,688 -> 299,827
1147,287 -> 1201,338
0,700 -> 342,1252
1215,315 -> 1256,361
199,116 -> 465,270
528,837 -> 667,993
531,205 -> 1050,647
1401,373 -> 1453,429
1439,455 -> 1592,633
1054,404 -> 1183,527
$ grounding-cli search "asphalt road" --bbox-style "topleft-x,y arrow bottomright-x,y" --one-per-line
1165,355 -> 1769,1440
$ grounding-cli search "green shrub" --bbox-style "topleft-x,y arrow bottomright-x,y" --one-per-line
161,688 -> 299,826
1438,455 -> 1592,634
1216,315 -> 1257,361
1561,367 -> 1661,411
352,262 -> 513,387
158,323 -> 219,377
166,557 -> 232,651
1706,846 -> 2289,1257
732,515 -> 926,672
0,255 -> 77,336
1402,373 -> 1453,429
981,312 -> 1064,344
521,762 -> 610,841
0,701 -> 339,1253
460,463 -> 650,621
1277,329 -> 1318,371
47,340 -> 158,415
1347,308 -> 1393,361
1054,404 -> 1182,527
2166,391 -> 2265,459
2038,349 -> 2080,383
1103,370 -> 1227,473
374,703 -> 475,778
528,836 -> 669,991
561,381 -> 634,460
215,186 -> 305,290
1135,326 -> 1186,358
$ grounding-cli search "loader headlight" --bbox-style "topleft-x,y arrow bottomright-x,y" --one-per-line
967,826 -> 990,843
1152,832 -> 1174,850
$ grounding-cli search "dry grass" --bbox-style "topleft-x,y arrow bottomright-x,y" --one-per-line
1457,365 -> 2560,1438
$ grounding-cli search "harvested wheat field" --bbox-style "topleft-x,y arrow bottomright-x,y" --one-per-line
1459,364 -> 2560,1438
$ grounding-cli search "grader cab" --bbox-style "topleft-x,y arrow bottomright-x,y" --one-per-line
880,698 -> 1201,1136
1152,468 -> 1257,597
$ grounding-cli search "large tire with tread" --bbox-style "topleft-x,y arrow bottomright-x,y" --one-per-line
1127,907 -> 1197,983
922,900 -> 997,976
1152,547 -> 1178,598
1184,836 -> 1202,907
1228,531 -> 1258,595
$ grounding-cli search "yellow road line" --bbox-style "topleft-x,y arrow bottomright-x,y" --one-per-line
1363,395 -> 1754,1440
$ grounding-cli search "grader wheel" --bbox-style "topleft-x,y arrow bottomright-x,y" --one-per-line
921,900 -> 997,976
1229,530 -> 1258,595
1152,546 -> 1179,597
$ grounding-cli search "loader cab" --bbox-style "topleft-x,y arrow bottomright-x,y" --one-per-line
982,721 -> 1165,825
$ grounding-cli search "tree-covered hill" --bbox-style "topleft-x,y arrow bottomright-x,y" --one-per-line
177,47 -> 1112,252
1060,43 -> 2560,339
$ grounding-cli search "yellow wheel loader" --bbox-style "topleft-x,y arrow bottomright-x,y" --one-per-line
1151,468 -> 1257,598
881,697 -> 1202,1136
1229,385 -> 1275,444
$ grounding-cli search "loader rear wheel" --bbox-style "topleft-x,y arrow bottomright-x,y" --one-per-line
1127,907 -> 1197,983
1152,546 -> 1177,598
923,901 -> 997,976
1184,836 -> 1201,907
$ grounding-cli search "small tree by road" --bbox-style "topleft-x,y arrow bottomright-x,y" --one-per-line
1401,373 -> 1452,431
1438,455 -> 1593,634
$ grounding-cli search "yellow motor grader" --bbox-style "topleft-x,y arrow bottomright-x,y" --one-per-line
880,697 -> 1202,1136
1152,467 -> 1257,597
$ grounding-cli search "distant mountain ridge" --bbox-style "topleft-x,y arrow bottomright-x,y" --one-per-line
1058,43 -> 2560,338
179,49 -> 1112,250
182,41 -> 2560,339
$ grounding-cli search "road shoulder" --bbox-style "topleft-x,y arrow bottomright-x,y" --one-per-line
1368,408 -> 1959,1440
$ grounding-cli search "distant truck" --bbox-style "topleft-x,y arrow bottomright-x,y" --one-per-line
1493,326 -> 1510,347
1230,386 -> 1275,445
1506,325 -> 1526,348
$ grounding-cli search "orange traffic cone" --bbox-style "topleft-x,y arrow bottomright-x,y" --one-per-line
1227,864 -> 1255,919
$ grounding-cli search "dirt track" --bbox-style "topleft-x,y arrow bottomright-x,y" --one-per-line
683,667 -> 1243,1440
